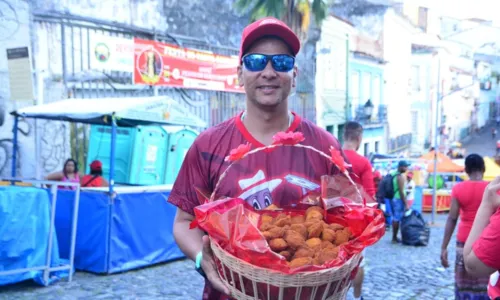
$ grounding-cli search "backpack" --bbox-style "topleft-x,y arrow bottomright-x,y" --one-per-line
378,173 -> 397,200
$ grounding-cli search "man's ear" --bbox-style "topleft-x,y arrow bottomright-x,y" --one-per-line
292,65 -> 298,88
237,65 -> 244,87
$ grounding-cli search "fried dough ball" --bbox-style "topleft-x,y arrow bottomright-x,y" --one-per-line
262,226 -> 286,240
290,224 -> 308,239
289,257 -> 313,268
320,240 -> 335,250
329,223 -> 345,231
259,222 -> 274,232
291,215 -> 306,224
306,206 -> 324,215
293,246 -> 315,259
306,210 -> 324,221
284,230 -> 306,249
279,250 -> 293,261
334,228 -> 351,245
269,238 -> 288,252
265,204 -> 280,210
303,221 -> 318,228
274,214 -> 292,227
305,238 -> 322,250
307,222 -> 323,239
261,214 -> 274,224
315,247 -> 339,265
321,228 -> 336,243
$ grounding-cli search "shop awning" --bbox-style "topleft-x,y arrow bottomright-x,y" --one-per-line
420,151 -> 465,173
484,157 -> 500,181
11,96 -> 207,128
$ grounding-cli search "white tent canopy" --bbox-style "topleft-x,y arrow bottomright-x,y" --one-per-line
11,96 -> 207,128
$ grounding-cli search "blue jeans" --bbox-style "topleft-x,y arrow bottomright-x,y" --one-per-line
390,198 -> 405,222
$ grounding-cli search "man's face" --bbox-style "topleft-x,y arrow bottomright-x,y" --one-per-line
237,37 -> 297,109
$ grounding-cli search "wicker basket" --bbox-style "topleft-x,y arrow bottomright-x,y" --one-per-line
206,134 -> 365,300
211,237 -> 362,300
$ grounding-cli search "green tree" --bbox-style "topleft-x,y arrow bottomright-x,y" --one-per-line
235,0 -> 328,42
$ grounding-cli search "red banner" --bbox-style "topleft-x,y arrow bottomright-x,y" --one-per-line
133,38 -> 244,93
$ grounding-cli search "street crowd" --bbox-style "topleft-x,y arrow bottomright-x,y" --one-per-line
43,17 -> 500,300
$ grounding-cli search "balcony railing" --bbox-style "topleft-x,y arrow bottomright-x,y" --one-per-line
350,104 -> 388,126
388,133 -> 413,154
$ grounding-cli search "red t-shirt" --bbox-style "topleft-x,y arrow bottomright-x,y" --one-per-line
472,208 -> 500,299
168,112 -> 346,300
81,175 -> 104,187
343,150 -> 375,198
451,181 -> 489,243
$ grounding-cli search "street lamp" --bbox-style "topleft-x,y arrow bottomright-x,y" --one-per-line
364,99 -> 374,119
431,59 -> 476,224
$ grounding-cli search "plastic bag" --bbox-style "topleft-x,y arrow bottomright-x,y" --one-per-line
401,210 -> 430,247
192,175 -> 385,274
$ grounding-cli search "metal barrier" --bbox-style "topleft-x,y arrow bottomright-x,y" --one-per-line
0,179 -> 80,283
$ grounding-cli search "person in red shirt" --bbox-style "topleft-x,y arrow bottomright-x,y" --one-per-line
168,17 -> 348,300
440,154 -> 490,298
465,176 -> 500,300
80,160 -> 109,188
342,121 -> 375,199
342,121 -> 374,300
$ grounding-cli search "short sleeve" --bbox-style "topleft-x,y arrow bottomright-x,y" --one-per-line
168,141 -> 210,216
360,159 -> 375,197
472,208 -> 500,270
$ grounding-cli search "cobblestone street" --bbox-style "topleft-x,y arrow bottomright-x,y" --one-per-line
0,213 -> 455,300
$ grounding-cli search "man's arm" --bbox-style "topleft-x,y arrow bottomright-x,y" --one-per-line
397,175 -> 407,205
173,209 -> 204,260
168,140 -> 230,295
360,161 -> 375,198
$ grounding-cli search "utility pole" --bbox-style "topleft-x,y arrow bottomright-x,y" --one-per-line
431,58 -> 440,224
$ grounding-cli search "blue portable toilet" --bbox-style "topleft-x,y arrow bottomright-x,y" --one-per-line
128,126 -> 169,185
163,126 -> 199,185
87,125 -> 169,185
86,125 -> 135,184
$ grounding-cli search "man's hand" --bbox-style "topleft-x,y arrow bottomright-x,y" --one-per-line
440,248 -> 449,268
201,235 -> 230,296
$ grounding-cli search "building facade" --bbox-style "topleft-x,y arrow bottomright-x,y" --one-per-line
347,34 -> 387,156
315,16 -> 355,138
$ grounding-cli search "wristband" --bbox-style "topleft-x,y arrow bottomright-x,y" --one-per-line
195,251 -> 203,269
195,251 -> 207,279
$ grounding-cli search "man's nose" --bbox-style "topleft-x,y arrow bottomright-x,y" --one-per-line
261,61 -> 277,78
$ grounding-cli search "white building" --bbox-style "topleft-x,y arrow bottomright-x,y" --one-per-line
315,16 -> 355,137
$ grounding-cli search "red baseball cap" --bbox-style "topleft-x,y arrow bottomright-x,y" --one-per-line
239,17 -> 301,62
90,160 -> 102,171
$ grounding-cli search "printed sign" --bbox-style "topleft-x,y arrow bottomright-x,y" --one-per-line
6,47 -> 34,103
133,38 -> 243,93
90,34 -> 134,72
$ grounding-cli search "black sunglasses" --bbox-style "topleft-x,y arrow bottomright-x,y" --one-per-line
242,53 -> 295,72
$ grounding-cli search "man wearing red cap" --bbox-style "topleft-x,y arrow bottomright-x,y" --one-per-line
80,160 -> 109,187
168,17 -> 348,299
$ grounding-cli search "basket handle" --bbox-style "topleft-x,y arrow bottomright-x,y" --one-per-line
208,132 -> 364,206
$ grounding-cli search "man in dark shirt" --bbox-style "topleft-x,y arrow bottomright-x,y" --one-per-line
168,17 -> 348,300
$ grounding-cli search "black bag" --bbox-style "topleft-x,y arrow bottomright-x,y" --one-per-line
378,173 -> 396,200
401,210 -> 430,247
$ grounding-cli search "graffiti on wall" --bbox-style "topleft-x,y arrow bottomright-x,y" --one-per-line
0,108 -> 32,177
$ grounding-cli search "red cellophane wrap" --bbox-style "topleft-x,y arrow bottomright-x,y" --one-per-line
192,174 -> 385,299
